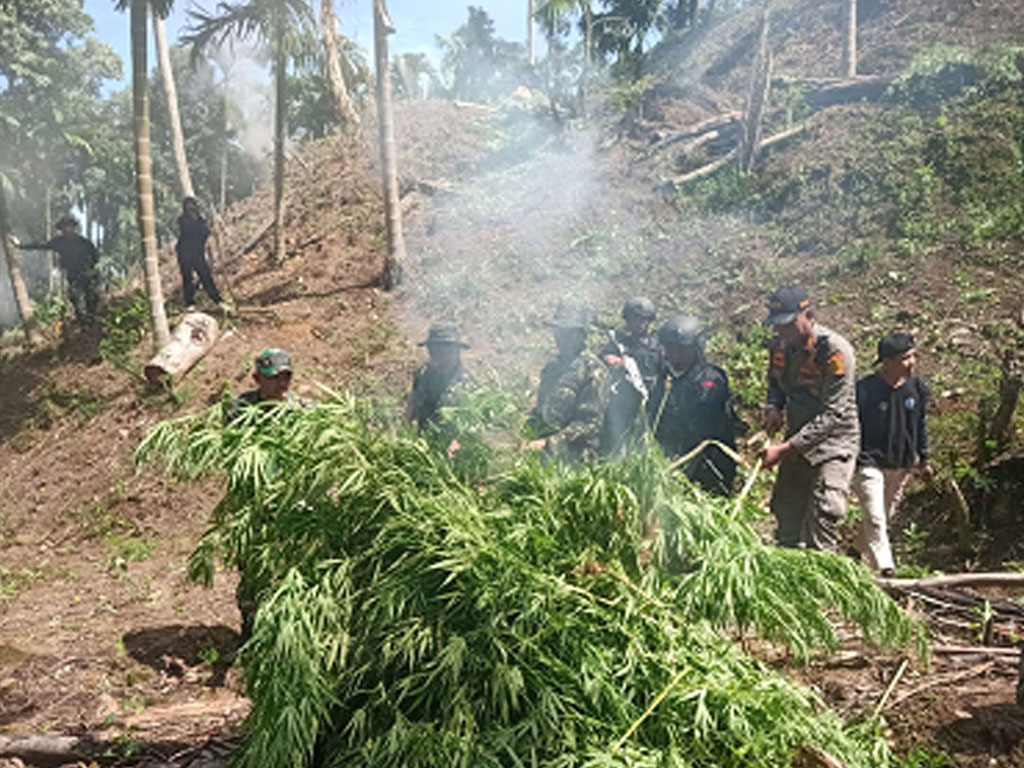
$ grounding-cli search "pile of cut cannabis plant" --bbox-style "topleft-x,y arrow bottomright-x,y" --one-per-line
138,394 -> 925,768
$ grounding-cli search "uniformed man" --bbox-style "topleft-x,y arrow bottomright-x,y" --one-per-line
405,323 -> 471,431
176,197 -> 224,309
17,215 -> 101,323
527,298 -> 609,465
600,296 -> 661,455
647,314 -> 737,495
227,348 -> 297,423
761,286 -> 859,552
224,347 -> 299,642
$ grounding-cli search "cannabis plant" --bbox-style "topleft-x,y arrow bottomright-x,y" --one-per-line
139,393 -> 924,768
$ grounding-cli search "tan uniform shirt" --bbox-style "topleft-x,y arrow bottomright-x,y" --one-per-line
766,322 -> 860,466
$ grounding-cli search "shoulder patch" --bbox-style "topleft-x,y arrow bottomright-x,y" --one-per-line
828,351 -> 845,377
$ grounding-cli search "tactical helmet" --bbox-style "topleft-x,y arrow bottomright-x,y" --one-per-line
545,297 -> 590,330
622,296 -> 656,321
658,314 -> 704,348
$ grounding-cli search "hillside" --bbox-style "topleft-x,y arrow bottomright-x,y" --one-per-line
3,0 -> 1024,764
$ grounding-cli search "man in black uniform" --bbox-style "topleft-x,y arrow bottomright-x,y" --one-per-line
405,324 -> 471,431
176,197 -> 224,309
647,314 -> 737,495
600,296 -> 661,456
17,215 -> 100,323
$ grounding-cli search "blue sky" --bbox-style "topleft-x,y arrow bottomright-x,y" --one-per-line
81,0 -> 533,85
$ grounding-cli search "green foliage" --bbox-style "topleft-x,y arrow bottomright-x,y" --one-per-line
31,297 -> 66,328
0,565 -> 44,603
889,44 -> 1024,106
893,745 -> 954,768
139,395 -> 925,768
99,290 -> 150,373
707,324 -> 770,414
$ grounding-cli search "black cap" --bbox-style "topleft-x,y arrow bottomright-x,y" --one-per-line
545,297 -> 590,330
874,332 -> 915,364
418,323 -> 469,348
55,215 -> 79,229
764,285 -> 811,326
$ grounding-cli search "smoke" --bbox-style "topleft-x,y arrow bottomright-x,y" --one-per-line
211,43 -> 274,168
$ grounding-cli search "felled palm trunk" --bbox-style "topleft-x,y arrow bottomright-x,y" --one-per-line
144,310 -> 219,383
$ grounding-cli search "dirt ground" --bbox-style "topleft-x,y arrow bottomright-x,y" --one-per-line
2,75 -> 1024,768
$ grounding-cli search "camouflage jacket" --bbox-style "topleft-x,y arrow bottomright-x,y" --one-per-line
766,322 -> 860,465
407,362 -> 471,430
528,350 -> 609,464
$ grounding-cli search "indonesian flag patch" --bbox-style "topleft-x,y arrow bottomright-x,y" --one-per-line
828,352 -> 845,376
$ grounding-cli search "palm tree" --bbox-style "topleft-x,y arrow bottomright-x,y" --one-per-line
116,0 -> 171,349
186,0 -> 314,264
153,15 -> 195,199
320,0 -> 359,131
374,0 -> 404,290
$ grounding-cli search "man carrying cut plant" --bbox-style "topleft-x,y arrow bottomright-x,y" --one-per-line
760,286 -> 860,552
17,214 -> 101,324
600,296 -> 662,456
850,332 -> 931,577
647,314 -> 738,495
527,297 -> 609,465
406,323 -> 472,430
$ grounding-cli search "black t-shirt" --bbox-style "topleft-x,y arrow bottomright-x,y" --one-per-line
856,373 -> 929,468
25,234 -> 98,276
176,215 -> 211,259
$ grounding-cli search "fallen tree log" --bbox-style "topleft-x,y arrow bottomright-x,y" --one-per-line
144,311 -> 220,384
879,572 -> 1024,590
771,75 -> 891,108
0,733 -> 91,766
932,644 -> 1019,657
668,120 -> 810,186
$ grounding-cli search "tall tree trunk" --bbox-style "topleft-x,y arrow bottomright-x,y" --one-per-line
321,0 -> 360,131
153,15 -> 195,199
272,25 -> 287,263
44,184 -> 62,300
374,0 -> 405,290
738,1 -> 772,173
843,0 -> 857,78
0,168 -> 43,347
131,0 -> 171,349
528,0 -> 536,66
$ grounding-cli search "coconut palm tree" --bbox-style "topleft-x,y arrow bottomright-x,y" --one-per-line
115,0 -> 172,349
186,0 -> 315,264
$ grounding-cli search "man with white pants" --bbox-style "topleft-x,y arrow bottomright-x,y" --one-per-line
851,333 -> 931,577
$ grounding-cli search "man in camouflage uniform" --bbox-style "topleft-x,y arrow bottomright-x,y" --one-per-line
761,286 -> 860,552
647,314 -> 737,495
527,298 -> 609,465
600,296 -> 662,456
225,347 -> 300,424
405,324 -> 472,430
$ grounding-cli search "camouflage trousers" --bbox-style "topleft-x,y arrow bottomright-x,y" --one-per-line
770,451 -> 855,552
67,270 -> 100,322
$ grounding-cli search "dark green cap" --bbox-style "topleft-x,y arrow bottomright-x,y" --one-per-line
418,323 -> 469,348
545,297 -> 590,330
255,348 -> 293,375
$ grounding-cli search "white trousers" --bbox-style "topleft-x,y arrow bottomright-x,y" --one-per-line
850,465 -> 911,572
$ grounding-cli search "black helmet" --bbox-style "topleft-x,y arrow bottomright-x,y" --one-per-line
623,296 -> 656,321
658,314 -> 703,348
